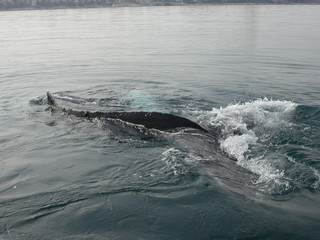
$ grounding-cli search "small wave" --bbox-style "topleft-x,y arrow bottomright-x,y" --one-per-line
312,169 -> 320,189
53,93 -> 93,105
161,148 -> 187,176
125,90 -> 162,112
29,93 -> 82,106
286,155 -> 320,190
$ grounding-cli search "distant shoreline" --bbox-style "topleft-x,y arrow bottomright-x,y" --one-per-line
1,1 -> 320,11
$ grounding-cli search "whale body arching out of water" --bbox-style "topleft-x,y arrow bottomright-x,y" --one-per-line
46,92 -> 207,132
46,92 -> 259,197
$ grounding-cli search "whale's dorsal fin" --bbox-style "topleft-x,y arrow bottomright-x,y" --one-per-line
47,92 -> 57,106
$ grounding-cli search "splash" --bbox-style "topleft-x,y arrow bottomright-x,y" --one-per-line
29,96 -> 45,105
203,98 -> 298,156
197,98 -> 299,194
206,98 -> 297,134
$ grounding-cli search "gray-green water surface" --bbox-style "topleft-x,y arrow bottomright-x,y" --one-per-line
1,5 -> 320,239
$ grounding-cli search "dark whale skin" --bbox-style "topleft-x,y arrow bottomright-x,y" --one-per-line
47,92 -> 207,132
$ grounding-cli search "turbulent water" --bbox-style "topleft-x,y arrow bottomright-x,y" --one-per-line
1,5 -> 320,240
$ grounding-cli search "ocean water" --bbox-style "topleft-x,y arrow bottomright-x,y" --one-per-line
1,5 -> 320,239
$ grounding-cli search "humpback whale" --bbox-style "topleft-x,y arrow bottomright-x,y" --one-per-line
46,92 -> 207,132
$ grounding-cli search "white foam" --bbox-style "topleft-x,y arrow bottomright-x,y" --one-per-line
220,134 -> 258,161
196,98 -> 299,193
206,98 -> 297,134
203,98 -> 297,156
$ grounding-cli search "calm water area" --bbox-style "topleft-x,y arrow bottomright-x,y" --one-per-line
1,4 -> 320,239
